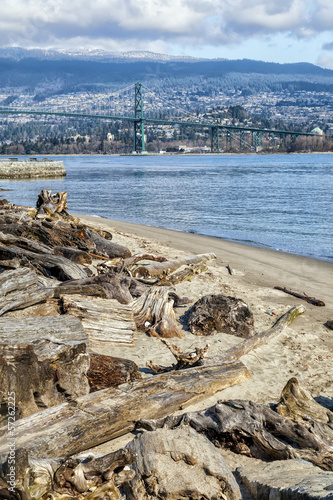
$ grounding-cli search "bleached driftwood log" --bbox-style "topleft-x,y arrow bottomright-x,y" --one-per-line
62,294 -> 136,347
137,378 -> 333,472
0,267 -> 54,316
0,447 -> 136,499
0,315 -> 88,345
132,286 -> 191,338
124,427 -> 241,500
0,360 -> 250,461
131,252 -> 216,278
36,189 -> 69,216
0,340 -> 90,420
0,230 -> 53,254
0,245 -> 89,281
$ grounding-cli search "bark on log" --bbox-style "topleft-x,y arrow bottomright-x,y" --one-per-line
0,340 -> 90,421
54,282 -> 109,299
274,286 -> 326,306
62,294 -> 136,347
0,245 -> 89,281
0,315 -> 88,346
0,447 -> 136,499
203,304 -> 306,365
0,360 -> 251,461
132,286 -> 186,338
131,253 -> 216,278
137,392 -> 333,471
3,300 -> 60,318
124,427 -> 241,500
53,246 -> 92,264
0,268 -> 54,316
84,228 -> 131,259
88,354 -> 141,392
187,294 -> 255,338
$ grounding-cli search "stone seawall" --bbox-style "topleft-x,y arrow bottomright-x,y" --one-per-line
0,159 -> 66,179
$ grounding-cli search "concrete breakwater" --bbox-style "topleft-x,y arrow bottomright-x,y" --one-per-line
0,158 -> 66,179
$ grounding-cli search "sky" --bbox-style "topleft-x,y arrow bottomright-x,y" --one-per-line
1,0 -> 333,68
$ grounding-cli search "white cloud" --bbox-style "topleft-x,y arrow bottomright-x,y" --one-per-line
0,0 -> 331,52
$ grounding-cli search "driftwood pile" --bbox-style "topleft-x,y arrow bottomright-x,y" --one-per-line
0,190 -> 331,499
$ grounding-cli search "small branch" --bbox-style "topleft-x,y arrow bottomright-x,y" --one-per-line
274,286 -> 325,306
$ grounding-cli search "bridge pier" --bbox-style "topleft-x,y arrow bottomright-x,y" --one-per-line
211,126 -> 220,152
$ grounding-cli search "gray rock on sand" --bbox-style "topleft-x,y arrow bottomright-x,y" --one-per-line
236,459 -> 333,499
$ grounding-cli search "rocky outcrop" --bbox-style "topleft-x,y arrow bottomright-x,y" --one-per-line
0,159 -> 66,178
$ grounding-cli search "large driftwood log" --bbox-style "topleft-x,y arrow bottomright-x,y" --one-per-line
137,378 -> 333,472
203,304 -> 306,365
62,294 -> 136,347
85,228 -> 131,259
0,340 -> 90,420
53,245 -> 92,264
0,360 -> 250,461
187,294 -> 255,337
0,230 -> 53,254
0,315 -> 88,346
0,268 -> 54,316
0,448 -> 136,499
88,354 -> 141,392
57,271 -> 147,304
131,252 -> 216,278
124,427 -> 241,500
0,245 -> 89,281
132,286 -> 191,338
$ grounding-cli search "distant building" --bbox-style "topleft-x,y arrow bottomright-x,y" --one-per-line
311,127 -> 324,136
325,127 -> 333,137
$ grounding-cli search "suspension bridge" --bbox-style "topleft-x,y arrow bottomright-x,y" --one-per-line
0,82 -> 316,153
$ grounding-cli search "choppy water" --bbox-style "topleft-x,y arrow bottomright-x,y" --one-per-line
1,154 -> 333,262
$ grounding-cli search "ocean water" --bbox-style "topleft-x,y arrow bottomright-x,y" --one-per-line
1,154 -> 333,262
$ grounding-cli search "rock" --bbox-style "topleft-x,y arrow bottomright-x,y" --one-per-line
88,354 -> 141,392
236,459 -> 333,499
326,320 -> 333,330
187,294 -> 255,337
124,427 -> 241,500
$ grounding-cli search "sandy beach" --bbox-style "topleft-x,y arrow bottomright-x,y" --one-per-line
77,215 -> 333,465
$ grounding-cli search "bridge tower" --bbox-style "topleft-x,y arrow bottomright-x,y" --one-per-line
134,82 -> 145,153
211,126 -> 220,152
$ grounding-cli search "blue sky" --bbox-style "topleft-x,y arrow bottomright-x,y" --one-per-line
1,0 -> 333,68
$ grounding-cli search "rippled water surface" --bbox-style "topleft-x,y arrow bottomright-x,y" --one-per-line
2,154 -> 333,262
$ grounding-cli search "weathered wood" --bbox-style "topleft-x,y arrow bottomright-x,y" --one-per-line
57,271 -> 146,304
0,360 -> 251,461
203,304 -> 306,365
132,286 -> 185,338
88,354 -> 141,392
36,188 -> 69,216
124,427 -> 241,500
85,228 -> 131,259
0,340 -> 90,420
0,245 -> 89,281
147,339 -> 210,373
131,252 -> 216,277
3,300 -> 60,318
54,246 -> 92,264
0,267 -> 54,316
0,447 -> 136,499
326,320 -> 333,330
274,286 -> 325,306
157,262 -> 208,286
62,294 -> 136,347
54,282 -> 109,299
138,390 -> 333,471
0,230 -> 53,254
226,264 -> 234,275
187,294 -> 255,337
0,315 -> 88,346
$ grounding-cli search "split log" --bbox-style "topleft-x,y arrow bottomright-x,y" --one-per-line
147,339 -> 210,373
0,360 -> 251,461
0,245 -> 89,281
53,246 -> 92,264
57,271 -> 147,304
0,267 -> 54,316
0,340 -> 90,420
132,286 -> 188,338
187,294 -> 255,337
88,354 -> 141,392
274,286 -> 325,306
0,447 -> 136,499
124,427 -> 241,500
203,304 -> 306,365
131,252 -> 216,278
3,300 -> 60,318
137,384 -> 333,471
84,228 -> 131,259
0,315 -> 88,346
62,294 -> 136,347
0,230 -> 53,254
